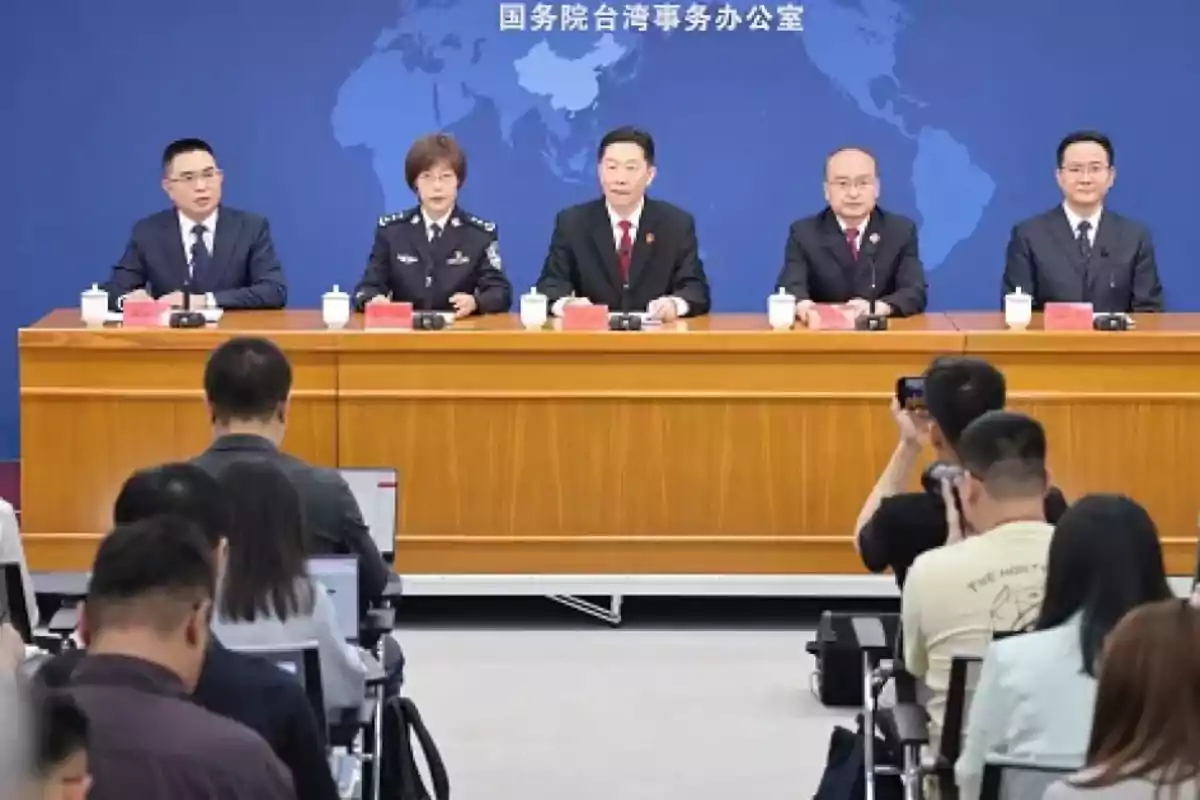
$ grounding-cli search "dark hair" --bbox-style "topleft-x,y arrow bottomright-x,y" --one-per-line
1057,130 -> 1114,168
86,516 -> 216,635
1079,600 -> 1200,793
162,138 -> 214,174
203,337 -> 292,425
598,126 -> 655,166
113,463 -> 229,550
824,146 -> 877,178
404,133 -> 467,192
1036,494 -> 1172,677
31,688 -> 88,778
922,357 -> 1007,449
216,460 -> 314,623
956,410 -> 1048,498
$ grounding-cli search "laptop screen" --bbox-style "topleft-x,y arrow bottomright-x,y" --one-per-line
307,556 -> 360,644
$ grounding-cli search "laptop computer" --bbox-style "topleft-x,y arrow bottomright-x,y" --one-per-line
338,468 -> 397,562
232,641 -> 326,734
1,562 -> 34,643
308,555 -> 360,645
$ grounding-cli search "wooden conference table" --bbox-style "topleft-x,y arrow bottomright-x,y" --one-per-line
18,310 -> 1200,575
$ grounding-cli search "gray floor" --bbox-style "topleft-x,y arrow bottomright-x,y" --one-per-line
393,608 -> 857,799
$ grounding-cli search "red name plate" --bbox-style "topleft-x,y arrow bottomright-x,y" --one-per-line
364,301 -> 413,329
810,303 -> 855,330
122,299 -> 165,327
1043,302 -> 1093,331
562,303 -> 610,331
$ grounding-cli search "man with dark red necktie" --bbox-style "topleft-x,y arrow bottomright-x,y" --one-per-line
775,146 -> 927,327
535,127 -> 711,320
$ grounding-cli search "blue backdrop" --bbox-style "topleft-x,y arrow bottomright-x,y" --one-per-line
2,0 -> 1199,459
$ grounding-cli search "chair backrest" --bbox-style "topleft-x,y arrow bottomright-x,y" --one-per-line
229,640 -> 326,733
338,467 -> 397,561
940,654 -> 984,760
0,561 -> 33,642
307,555 -> 360,644
980,760 -> 1077,800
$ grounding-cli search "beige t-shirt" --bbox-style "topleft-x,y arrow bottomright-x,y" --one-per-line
902,520 -> 1055,743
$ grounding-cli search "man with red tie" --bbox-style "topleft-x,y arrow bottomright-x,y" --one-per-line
775,146 -> 927,326
535,127 -> 711,320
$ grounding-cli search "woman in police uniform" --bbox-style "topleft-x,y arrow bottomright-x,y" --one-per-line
352,133 -> 513,315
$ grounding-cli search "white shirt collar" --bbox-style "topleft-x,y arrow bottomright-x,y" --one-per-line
421,208 -> 452,232
179,208 -> 218,235
607,199 -> 645,231
1062,203 -> 1102,237
835,213 -> 869,235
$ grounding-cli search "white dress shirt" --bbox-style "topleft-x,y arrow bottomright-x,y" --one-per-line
179,209 -> 218,308
421,208 -> 451,242
836,213 -> 869,253
552,199 -> 688,317
1062,203 -> 1102,247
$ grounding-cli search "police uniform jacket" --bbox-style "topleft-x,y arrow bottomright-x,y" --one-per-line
352,206 -> 513,313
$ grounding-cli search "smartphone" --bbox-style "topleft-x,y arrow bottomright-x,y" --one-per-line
895,376 -> 926,411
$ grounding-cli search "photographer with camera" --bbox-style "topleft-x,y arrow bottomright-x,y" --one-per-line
855,356 -> 1067,587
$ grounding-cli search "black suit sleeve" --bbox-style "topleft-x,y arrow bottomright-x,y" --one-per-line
472,231 -> 513,314
101,228 -> 151,311
211,218 -> 288,309
1130,228 -> 1164,312
535,210 -> 577,306
878,223 -> 927,316
1002,224 -> 1037,308
670,214 -> 711,316
327,472 -> 390,605
354,228 -> 394,311
775,222 -> 811,302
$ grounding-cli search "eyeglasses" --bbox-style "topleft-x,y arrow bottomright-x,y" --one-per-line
1060,163 -> 1109,178
168,168 -> 222,185
827,178 -> 876,191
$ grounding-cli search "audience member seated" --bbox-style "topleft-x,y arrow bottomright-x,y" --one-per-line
210,460 -> 368,715
36,464 -> 338,800
956,494 -> 1173,799
856,357 -> 1068,588
66,516 -> 294,798
1044,599 -> 1200,798
192,336 -> 391,608
31,687 -> 91,800
901,410 -> 1056,749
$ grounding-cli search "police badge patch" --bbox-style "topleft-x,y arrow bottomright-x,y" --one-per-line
486,241 -> 502,270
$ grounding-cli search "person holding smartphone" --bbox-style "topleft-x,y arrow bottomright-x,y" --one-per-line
854,356 -> 1069,588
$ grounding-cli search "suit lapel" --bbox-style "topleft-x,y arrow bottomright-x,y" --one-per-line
207,210 -> 238,290
859,212 -> 887,286
628,200 -> 658,288
407,212 -> 435,273
819,209 -> 857,295
1087,212 -> 1120,288
161,213 -> 190,291
1047,207 -> 1086,275
588,202 -> 622,289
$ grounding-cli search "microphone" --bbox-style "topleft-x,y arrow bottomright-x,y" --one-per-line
855,232 -> 888,331
169,279 -> 206,328
619,243 -> 632,313
1092,246 -> 1130,330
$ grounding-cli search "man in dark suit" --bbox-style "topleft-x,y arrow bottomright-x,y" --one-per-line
190,337 -> 392,607
100,138 -> 287,312
354,133 -> 512,315
776,146 -> 926,325
1003,131 -> 1163,312
536,127 -> 711,320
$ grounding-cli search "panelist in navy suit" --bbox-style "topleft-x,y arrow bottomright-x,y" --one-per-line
1003,131 -> 1164,312
100,138 -> 288,311
352,133 -> 512,315
775,146 -> 927,325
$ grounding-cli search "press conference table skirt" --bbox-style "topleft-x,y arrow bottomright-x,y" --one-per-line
18,310 -> 1200,574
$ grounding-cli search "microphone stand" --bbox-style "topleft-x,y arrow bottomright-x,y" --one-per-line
855,235 -> 888,331
169,280 -> 207,328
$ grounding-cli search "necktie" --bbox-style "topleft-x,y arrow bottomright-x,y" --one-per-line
845,227 -> 860,261
429,223 -> 443,242
190,223 -> 211,285
1076,220 -> 1092,260
617,220 -> 633,282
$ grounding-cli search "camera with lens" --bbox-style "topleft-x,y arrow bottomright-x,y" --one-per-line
413,311 -> 447,330
608,313 -> 643,331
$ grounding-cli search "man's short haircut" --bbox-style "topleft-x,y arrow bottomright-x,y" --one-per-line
162,138 -> 214,174
956,410 -> 1048,499
203,337 -> 292,425
404,133 -> 467,191
85,516 -> 216,636
1056,130 -> 1114,168
923,356 -> 1007,449
112,463 -> 229,550
824,146 -> 877,179
598,126 -> 655,166
32,688 -> 88,778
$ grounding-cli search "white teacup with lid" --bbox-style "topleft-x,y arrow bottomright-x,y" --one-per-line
768,287 -> 796,330
81,284 -> 108,327
322,285 -> 351,329
520,287 -> 548,329
1005,286 -> 1032,330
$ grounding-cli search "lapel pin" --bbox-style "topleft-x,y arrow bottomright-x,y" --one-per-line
645,232 -> 655,244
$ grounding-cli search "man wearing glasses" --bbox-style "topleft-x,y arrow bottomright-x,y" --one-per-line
100,138 -> 287,311
1003,130 -> 1163,312
775,146 -> 927,327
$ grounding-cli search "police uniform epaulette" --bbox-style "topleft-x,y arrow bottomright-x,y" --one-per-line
464,214 -> 497,233
377,210 -> 412,228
